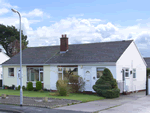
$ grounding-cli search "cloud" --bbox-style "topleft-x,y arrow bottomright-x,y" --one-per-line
0,0 -> 150,57
22,9 -> 43,17
0,8 -> 9,15
69,13 -> 84,17
0,0 -> 18,9
21,9 -> 50,19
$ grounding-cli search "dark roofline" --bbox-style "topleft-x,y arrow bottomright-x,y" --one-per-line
28,40 -> 133,48
144,57 -> 150,59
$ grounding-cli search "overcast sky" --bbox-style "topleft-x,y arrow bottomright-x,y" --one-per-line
0,0 -> 150,57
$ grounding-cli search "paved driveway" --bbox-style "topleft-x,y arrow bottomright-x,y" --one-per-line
100,95 -> 150,113
55,91 -> 146,112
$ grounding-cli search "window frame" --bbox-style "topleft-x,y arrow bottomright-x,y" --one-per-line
8,68 -> 14,77
57,67 -> 78,80
27,67 -> 43,82
96,67 -> 105,79
133,69 -> 136,78
124,68 -> 129,78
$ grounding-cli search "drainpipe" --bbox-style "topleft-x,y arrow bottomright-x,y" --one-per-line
146,69 -> 148,95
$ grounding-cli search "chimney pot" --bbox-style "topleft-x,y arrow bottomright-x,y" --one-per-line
60,34 -> 68,53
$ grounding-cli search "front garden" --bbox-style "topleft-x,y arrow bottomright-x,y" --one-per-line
0,68 -> 120,108
0,89 -> 104,102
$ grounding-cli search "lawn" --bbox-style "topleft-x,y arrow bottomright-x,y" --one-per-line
0,89 -> 104,102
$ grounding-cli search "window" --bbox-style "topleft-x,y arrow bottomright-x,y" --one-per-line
133,69 -> 136,78
125,68 -> 129,77
58,67 -> 78,80
27,67 -> 43,81
8,68 -> 14,77
97,68 -> 105,78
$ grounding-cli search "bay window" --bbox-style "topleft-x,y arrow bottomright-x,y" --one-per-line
27,67 -> 43,82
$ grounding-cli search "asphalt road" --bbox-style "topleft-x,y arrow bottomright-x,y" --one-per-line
0,104 -> 88,113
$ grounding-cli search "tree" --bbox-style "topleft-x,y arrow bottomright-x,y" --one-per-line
93,68 -> 120,98
0,24 -> 28,57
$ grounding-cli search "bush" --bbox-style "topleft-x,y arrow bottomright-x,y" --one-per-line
22,86 -> 26,90
147,68 -> 150,76
17,85 -> 20,90
56,79 -> 70,96
36,81 -> 42,91
12,85 -> 15,89
69,75 -> 85,93
39,89 -> 44,93
27,82 -> 33,91
93,68 -> 120,98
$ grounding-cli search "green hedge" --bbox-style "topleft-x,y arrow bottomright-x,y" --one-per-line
27,82 -> 33,91
36,81 -> 42,91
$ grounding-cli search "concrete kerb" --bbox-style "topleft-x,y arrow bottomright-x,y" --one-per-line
0,101 -> 82,109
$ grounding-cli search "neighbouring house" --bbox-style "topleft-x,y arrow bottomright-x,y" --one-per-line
2,35 -> 147,93
144,58 -> 150,69
0,49 -> 10,87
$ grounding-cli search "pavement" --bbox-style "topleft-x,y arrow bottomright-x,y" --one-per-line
55,91 -> 146,113
100,95 -> 150,113
0,104 -> 88,113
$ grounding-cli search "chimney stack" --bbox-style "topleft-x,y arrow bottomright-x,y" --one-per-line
0,49 -> 2,52
60,34 -> 68,53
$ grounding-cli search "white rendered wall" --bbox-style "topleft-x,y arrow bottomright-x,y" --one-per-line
116,41 -> 146,92
0,52 -> 10,79
3,66 -> 26,87
50,66 -> 58,90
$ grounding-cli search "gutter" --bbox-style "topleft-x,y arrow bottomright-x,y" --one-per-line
2,62 -> 116,66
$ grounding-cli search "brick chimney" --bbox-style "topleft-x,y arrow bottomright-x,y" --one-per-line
60,34 -> 68,53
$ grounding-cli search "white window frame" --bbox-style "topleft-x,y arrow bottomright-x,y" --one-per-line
133,69 -> 136,78
27,67 -> 43,83
57,67 -> 78,80
96,67 -> 105,79
8,68 -> 14,77
124,68 -> 129,78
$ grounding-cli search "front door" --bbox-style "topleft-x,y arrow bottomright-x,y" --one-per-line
84,68 -> 92,91
17,68 -> 20,87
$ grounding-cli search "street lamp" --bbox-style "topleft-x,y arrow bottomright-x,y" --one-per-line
11,8 -> 23,106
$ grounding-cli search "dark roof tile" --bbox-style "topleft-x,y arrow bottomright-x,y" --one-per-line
3,40 -> 133,65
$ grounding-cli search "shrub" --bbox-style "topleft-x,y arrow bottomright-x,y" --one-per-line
43,88 -> 47,91
22,86 -> 26,91
147,68 -> 150,76
93,68 -> 120,98
39,89 -> 44,93
56,79 -> 70,96
27,82 -> 33,91
69,75 -> 85,93
36,81 -> 42,91
17,85 -> 20,90
33,88 -> 37,91
12,85 -> 15,89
